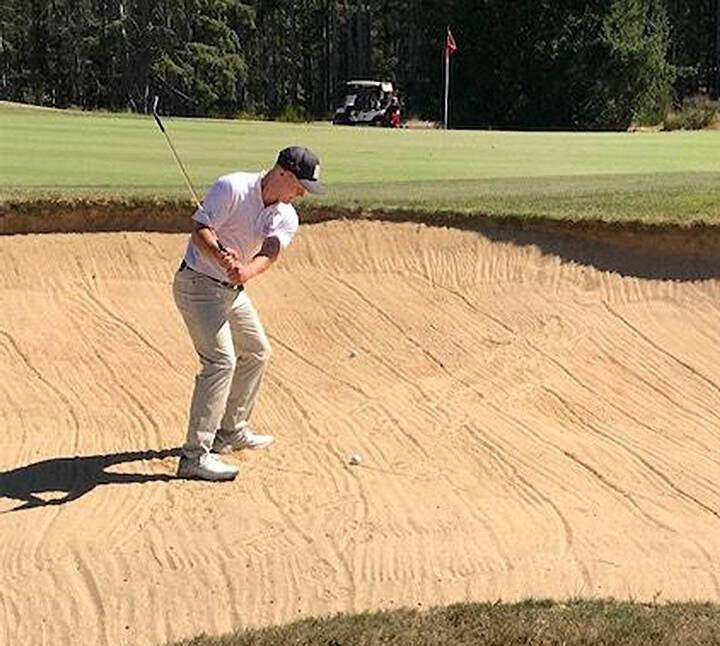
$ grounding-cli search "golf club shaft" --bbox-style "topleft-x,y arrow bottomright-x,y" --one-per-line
152,97 -> 227,254
152,98 -> 202,211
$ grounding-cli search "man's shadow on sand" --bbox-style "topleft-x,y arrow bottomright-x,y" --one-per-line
0,448 -> 181,512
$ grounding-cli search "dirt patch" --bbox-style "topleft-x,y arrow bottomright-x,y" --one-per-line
0,199 -> 194,235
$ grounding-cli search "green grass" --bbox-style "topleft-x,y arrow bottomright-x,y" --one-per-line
167,600 -> 720,646
3,101 -> 720,225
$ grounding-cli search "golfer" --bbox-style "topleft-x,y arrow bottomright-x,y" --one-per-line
174,146 -> 323,481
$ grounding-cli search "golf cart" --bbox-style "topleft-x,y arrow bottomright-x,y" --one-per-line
332,80 -> 401,127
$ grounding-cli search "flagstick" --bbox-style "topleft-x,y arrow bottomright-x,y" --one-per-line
444,51 -> 450,129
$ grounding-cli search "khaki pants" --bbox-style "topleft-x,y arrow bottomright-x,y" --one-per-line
173,267 -> 271,457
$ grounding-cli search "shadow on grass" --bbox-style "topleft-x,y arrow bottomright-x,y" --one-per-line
0,447 -> 181,512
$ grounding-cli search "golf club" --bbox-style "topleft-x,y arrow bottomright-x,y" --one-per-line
151,95 -> 203,211
151,96 -> 227,253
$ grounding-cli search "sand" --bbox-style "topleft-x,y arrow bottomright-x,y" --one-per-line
1,219 -> 719,645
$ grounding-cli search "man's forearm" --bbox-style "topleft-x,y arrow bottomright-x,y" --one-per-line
243,254 -> 274,281
191,225 -> 224,262
241,236 -> 280,281
225,237 -> 280,285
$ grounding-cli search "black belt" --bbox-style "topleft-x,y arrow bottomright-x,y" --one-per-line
179,260 -> 244,291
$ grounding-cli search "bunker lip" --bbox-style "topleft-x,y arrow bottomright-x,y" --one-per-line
1,199 -> 719,280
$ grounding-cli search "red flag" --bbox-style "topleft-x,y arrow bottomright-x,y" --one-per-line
445,27 -> 457,56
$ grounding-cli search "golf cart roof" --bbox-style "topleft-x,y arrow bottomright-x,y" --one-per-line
346,80 -> 394,92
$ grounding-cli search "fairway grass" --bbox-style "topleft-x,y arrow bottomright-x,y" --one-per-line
167,599 -> 720,646
2,101 -> 720,225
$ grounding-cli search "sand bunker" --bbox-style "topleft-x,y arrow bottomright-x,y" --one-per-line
1,220 -> 719,645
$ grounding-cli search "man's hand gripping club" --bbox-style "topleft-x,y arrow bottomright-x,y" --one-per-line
192,222 -> 280,286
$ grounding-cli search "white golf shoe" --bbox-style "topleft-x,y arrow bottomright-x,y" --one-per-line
177,453 -> 239,481
212,426 -> 274,454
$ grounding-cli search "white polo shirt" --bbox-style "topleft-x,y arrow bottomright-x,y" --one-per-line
183,172 -> 299,282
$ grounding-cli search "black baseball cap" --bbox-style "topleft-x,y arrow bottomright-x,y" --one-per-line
277,146 -> 324,194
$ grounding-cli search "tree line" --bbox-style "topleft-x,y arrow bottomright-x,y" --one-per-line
0,0 -> 718,129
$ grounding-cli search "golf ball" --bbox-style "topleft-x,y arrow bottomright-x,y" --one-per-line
349,454 -> 362,465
